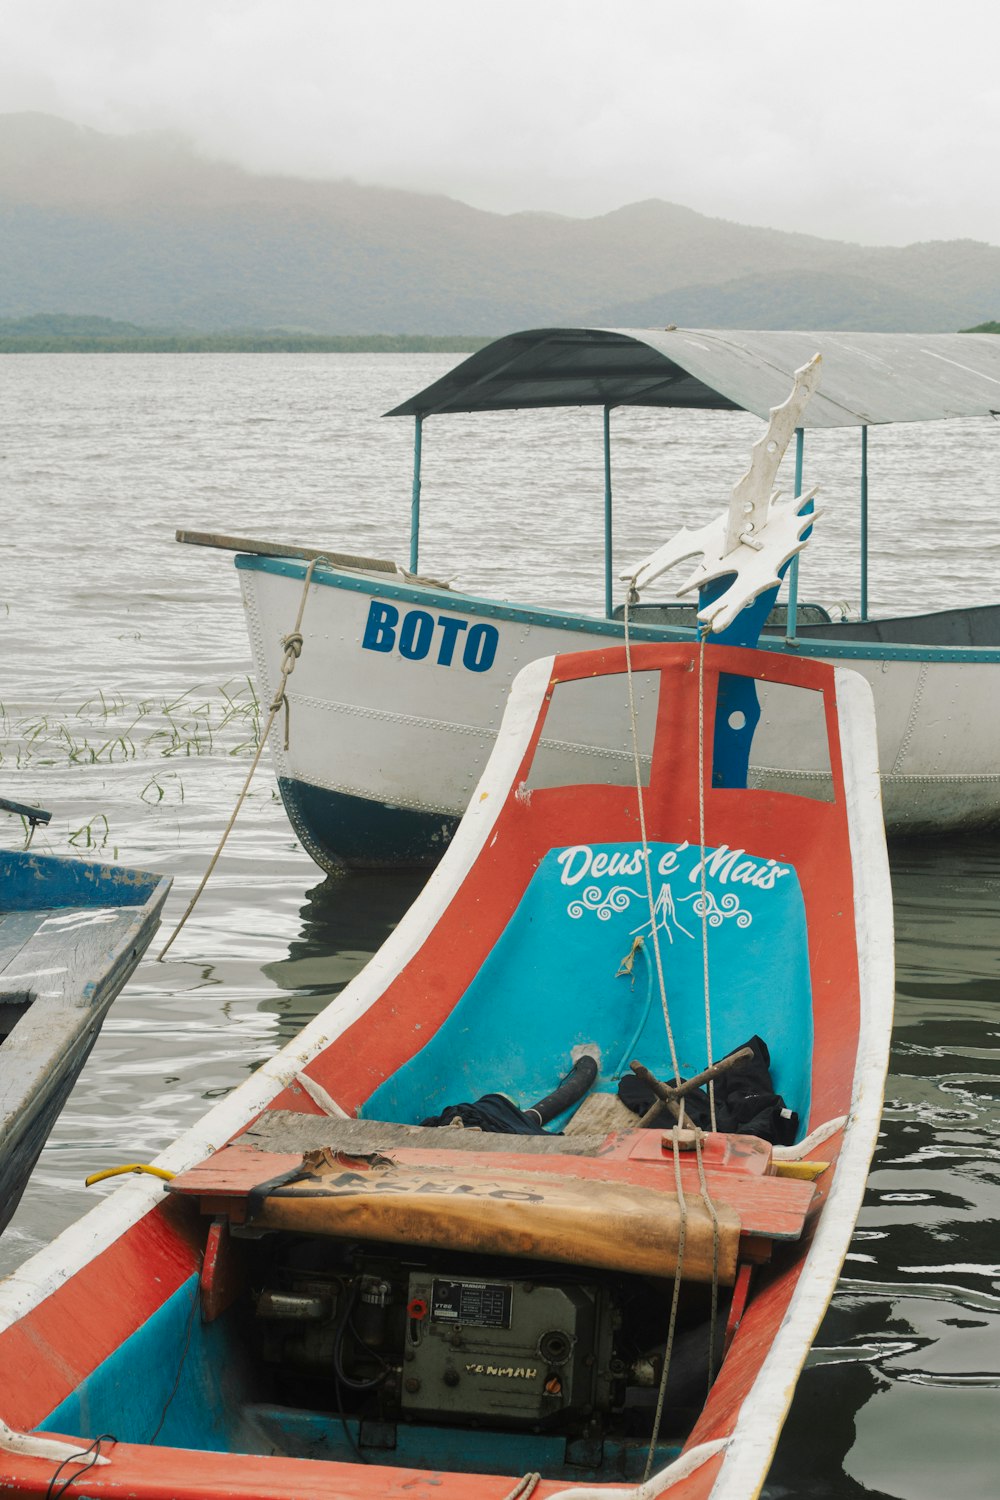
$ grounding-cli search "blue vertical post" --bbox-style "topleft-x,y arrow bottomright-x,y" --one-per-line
603,405 -> 614,618
409,415 -> 423,574
784,428 -> 806,644
860,424 -> 869,621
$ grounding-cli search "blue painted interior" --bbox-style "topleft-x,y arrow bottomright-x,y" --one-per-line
0,849 -> 162,912
39,1275 -> 257,1453
38,1275 -> 677,1476
247,1404 -> 678,1477
363,840 -> 813,1131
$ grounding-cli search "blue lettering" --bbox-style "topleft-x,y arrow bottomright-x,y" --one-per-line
436,614 -> 469,666
362,600 -> 398,652
463,623 -> 499,673
399,609 -> 434,660
362,603 -> 497,673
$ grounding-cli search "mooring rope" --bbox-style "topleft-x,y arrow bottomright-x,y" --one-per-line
501,1473 -> 542,1500
693,1129 -> 722,1388
622,586 -> 724,1454
621,590 -> 682,1093
696,632 -> 718,1132
158,555 -> 330,960
643,1128 -> 688,1481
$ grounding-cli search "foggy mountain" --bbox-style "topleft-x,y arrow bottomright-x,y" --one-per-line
2,113 -> 997,334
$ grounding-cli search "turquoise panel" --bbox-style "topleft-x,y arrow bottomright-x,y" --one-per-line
247,1404 -> 678,1477
363,840 -> 813,1131
0,849 -> 162,912
39,1276 -> 256,1453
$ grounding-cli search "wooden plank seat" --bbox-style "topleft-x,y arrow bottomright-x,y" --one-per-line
167,1114 -> 819,1285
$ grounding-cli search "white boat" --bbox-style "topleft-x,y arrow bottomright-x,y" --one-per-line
180,326 -> 1000,870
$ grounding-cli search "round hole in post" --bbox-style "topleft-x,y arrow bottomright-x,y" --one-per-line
728,710 -> 747,730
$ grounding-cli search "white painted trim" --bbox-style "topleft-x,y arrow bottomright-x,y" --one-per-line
0,1416 -> 110,1466
771,1114 -> 847,1160
0,658 -> 556,1332
705,666 -> 894,1499
546,1439 -> 730,1500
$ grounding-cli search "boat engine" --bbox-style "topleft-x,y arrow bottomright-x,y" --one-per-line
253,1243 -> 670,1437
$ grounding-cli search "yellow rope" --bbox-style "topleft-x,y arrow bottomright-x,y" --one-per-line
85,1163 -> 175,1186
157,555 -> 330,960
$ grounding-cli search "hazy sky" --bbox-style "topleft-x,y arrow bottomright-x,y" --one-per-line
4,0 -> 999,246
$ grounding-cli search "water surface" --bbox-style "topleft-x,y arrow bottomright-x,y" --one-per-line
2,354 -> 998,1497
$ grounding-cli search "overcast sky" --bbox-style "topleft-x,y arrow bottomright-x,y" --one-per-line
3,0 -> 998,247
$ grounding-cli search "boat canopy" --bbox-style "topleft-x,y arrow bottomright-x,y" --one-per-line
386,327 -> 1000,429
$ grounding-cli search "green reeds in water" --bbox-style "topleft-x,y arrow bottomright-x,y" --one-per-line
0,677 -> 263,851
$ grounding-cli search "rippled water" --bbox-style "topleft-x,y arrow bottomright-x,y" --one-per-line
2,354 -> 999,1496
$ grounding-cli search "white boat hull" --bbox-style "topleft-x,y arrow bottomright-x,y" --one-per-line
240,556 -> 1000,869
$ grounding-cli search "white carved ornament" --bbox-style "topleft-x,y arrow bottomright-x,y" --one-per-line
622,354 -> 823,633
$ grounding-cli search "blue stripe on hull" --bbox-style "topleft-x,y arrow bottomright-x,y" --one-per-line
278,777 -> 459,872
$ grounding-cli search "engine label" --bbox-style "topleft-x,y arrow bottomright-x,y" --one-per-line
431,1278 -> 513,1329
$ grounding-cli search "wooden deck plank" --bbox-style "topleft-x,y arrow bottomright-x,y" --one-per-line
168,1135 -> 816,1243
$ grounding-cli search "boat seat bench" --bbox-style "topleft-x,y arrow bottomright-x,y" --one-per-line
167,1113 -> 818,1285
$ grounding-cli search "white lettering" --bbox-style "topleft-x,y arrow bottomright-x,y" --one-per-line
557,845 -> 593,885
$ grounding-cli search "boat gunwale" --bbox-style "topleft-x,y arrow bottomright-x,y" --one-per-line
236,552 -> 1000,666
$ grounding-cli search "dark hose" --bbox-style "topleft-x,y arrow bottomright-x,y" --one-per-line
527,1054 -> 599,1125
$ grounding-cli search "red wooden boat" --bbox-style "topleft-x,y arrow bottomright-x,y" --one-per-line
0,361 -> 894,1498
0,631 -> 893,1500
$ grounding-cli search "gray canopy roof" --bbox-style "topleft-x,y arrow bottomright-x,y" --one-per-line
385,327 -> 1000,429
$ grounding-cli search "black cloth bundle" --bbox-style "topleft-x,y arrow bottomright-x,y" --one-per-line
617,1035 -> 798,1147
421,1092 -> 549,1134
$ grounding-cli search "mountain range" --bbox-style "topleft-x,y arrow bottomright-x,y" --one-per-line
1,113 -> 997,335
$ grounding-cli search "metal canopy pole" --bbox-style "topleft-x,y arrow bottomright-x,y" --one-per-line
603,405 -> 614,618
409,415 -> 423,574
784,428 -> 806,644
860,425 -> 869,621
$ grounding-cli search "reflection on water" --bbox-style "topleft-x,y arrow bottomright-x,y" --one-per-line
2,357 -> 998,1495
766,836 -> 1000,1499
262,870 -> 429,1040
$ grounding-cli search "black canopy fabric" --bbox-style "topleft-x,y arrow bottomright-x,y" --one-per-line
386,326 -> 1000,429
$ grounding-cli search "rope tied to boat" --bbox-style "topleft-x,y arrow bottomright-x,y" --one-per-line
84,1163 -> 175,1187
272,629 -> 305,750
501,1473 -> 542,1500
644,1127 -> 688,1481
621,584 -> 725,1470
620,590 -> 683,1098
157,556 -> 330,960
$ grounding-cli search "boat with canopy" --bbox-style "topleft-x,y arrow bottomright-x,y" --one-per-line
179,326 -> 1000,869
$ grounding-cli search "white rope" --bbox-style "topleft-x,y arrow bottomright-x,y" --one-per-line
621,591 -> 682,1091
622,591 -> 724,1453
696,634 -> 717,1132
501,1473 -> 542,1500
693,1129 -> 722,1388
643,1127 -> 688,1481
0,1417 -> 111,1466
294,1072 -> 351,1119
